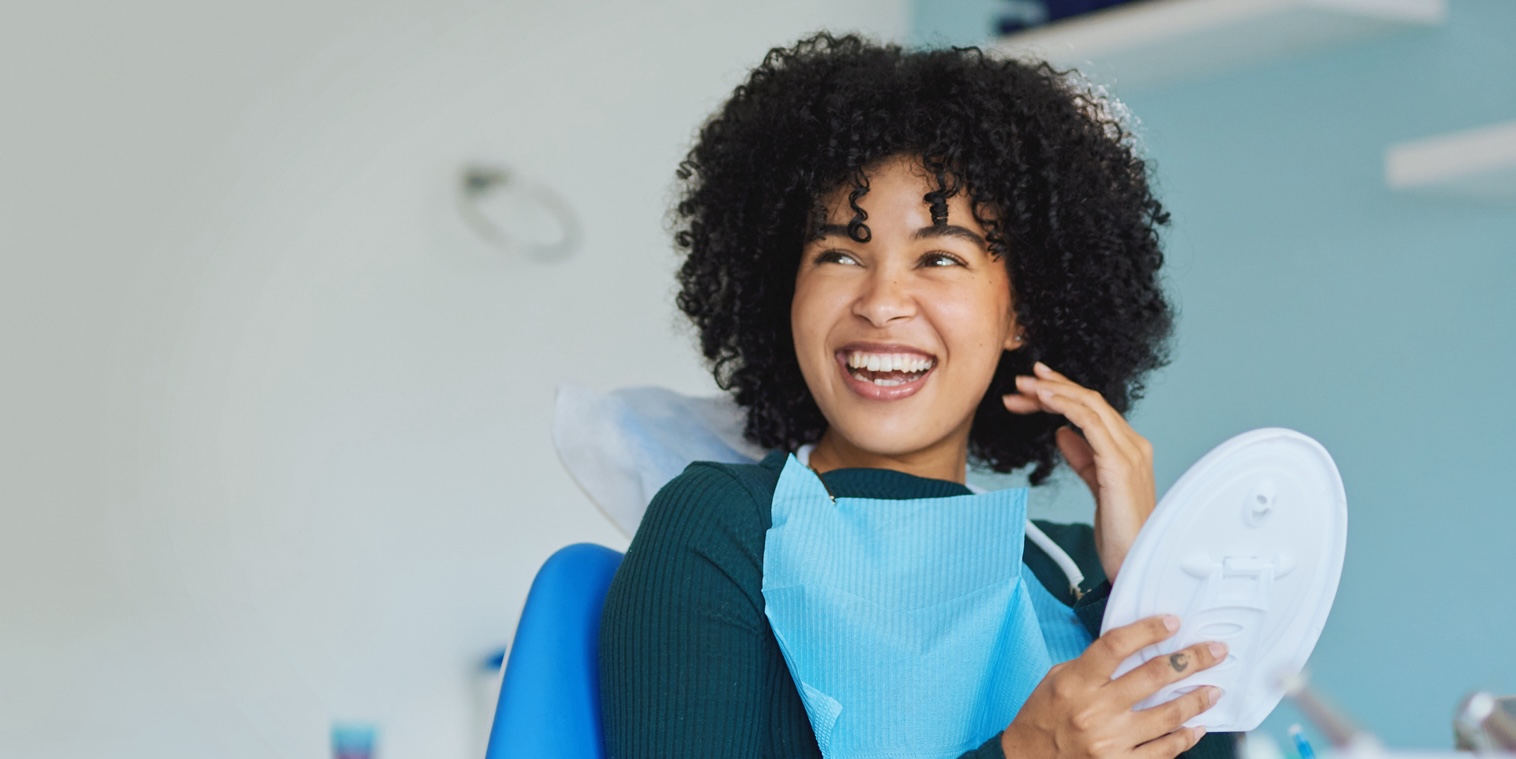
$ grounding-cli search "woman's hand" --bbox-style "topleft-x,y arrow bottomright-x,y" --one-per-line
1002,615 -> 1226,759
1002,361 -> 1155,583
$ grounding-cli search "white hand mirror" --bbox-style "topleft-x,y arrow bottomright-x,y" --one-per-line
1103,428 -> 1348,732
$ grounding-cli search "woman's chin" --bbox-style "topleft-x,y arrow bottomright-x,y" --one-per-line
822,417 -> 960,463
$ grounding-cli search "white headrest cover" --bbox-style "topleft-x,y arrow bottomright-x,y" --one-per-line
552,385 -> 768,536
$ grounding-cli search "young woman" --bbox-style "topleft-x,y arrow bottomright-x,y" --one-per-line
599,32 -> 1234,759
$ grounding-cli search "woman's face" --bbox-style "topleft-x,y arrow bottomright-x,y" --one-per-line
792,155 -> 1019,469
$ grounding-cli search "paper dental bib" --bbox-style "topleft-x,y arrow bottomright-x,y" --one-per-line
761,455 -> 1093,759
1103,428 -> 1347,732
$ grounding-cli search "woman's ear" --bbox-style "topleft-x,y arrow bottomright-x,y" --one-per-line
1002,320 -> 1025,351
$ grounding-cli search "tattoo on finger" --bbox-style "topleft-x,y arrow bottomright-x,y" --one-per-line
1168,653 -> 1190,673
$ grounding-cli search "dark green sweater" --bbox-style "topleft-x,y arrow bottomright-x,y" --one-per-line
600,451 -> 1238,759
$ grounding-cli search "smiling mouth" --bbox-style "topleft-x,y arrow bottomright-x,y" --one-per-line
842,350 -> 936,387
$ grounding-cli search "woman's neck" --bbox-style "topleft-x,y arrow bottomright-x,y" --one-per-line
807,428 -> 970,484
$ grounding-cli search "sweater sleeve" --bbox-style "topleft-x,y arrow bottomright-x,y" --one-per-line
598,463 -> 819,759
946,725 -> 1238,759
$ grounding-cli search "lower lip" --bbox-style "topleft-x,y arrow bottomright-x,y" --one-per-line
834,353 -> 934,401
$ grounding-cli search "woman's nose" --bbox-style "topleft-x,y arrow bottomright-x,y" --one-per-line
851,270 -> 916,327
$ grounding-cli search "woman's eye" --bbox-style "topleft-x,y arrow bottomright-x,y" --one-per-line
921,251 -> 966,268
816,250 -> 861,266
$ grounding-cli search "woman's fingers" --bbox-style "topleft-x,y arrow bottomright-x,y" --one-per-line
1133,681 -> 1212,757
1003,364 -> 1127,441
1003,372 -> 1069,414
1024,360 -> 1140,454
1130,685 -> 1218,757
1029,383 -> 1136,468
1056,426 -> 1098,493
1135,726 -> 1208,759
1132,685 -> 1222,741
1001,386 -> 1044,414
1009,368 -> 1135,458
1077,615 -> 1181,680
1032,380 -> 1142,462
1033,362 -> 1136,442
1110,639 -> 1228,707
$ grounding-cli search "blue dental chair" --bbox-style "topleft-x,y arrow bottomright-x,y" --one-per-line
485,543 -> 625,759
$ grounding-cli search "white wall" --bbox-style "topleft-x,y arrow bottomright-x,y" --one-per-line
0,2 -> 907,757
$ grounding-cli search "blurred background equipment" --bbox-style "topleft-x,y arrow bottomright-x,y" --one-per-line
458,163 -> 581,262
1454,692 -> 1516,754
1283,675 -> 1516,758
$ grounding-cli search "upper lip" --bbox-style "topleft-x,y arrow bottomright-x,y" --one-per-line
835,341 -> 937,359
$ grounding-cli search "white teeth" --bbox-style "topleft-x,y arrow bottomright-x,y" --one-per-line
845,351 -> 935,374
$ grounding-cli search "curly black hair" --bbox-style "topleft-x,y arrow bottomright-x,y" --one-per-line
672,32 -> 1173,484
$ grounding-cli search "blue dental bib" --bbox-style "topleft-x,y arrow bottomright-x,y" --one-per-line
762,454 -> 1093,759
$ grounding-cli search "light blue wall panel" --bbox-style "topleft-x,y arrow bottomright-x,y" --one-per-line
909,0 -> 1003,47
919,0 -> 1516,748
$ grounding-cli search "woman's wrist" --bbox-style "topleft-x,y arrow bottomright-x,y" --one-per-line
1000,721 -> 1049,759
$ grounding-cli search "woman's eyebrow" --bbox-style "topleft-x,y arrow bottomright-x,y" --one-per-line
812,223 -> 853,240
913,224 -> 986,249
812,222 -> 987,249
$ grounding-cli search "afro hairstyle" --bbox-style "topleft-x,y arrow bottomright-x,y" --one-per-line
672,31 -> 1173,484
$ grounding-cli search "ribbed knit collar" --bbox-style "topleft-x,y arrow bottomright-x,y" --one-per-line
759,450 -> 974,500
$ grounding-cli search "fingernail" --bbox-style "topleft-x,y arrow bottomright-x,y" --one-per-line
1207,687 -> 1223,705
1034,361 -> 1051,373
1208,642 -> 1228,658
1162,615 -> 1180,632
1194,726 -> 1208,738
